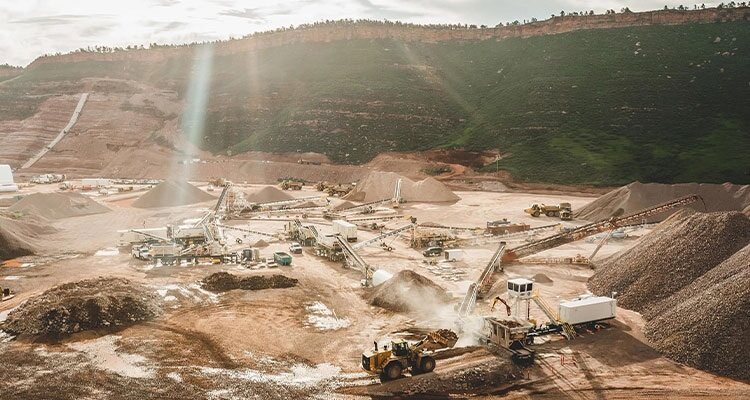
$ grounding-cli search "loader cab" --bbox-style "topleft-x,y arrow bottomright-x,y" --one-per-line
391,340 -> 410,356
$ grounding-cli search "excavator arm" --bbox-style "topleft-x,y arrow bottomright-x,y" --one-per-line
491,296 -> 512,316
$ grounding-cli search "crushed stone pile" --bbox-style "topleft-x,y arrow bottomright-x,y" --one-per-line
575,182 -> 750,222
532,273 -> 553,284
1,277 -> 160,336
9,192 -> 110,220
133,180 -> 215,208
643,244 -> 750,381
331,200 -> 355,211
589,211 -> 750,311
344,171 -> 459,203
201,272 -> 298,292
251,239 -> 269,248
588,211 -> 750,380
0,215 -> 57,260
367,269 -> 452,313
244,186 -> 293,203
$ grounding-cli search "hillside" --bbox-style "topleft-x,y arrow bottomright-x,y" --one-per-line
1,8 -> 749,185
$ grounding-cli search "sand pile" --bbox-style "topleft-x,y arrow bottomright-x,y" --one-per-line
331,200 -> 356,211
643,244 -> 750,380
588,211 -> 750,380
532,273 -> 553,284
0,215 -> 57,260
133,181 -> 214,208
201,272 -> 298,292
1,277 -> 160,336
344,172 -> 459,203
575,182 -> 750,222
367,270 -> 452,312
251,239 -> 269,247
244,186 -> 293,203
9,192 -> 110,220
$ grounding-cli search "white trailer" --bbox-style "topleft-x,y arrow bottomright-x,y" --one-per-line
0,164 -> 18,193
333,219 -> 358,242
444,249 -> 464,262
558,294 -> 616,325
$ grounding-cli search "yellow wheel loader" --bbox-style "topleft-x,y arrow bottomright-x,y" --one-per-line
361,329 -> 458,381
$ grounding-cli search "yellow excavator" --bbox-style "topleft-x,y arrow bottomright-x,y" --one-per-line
362,329 -> 458,381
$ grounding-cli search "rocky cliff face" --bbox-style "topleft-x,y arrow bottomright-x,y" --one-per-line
27,8 -> 750,68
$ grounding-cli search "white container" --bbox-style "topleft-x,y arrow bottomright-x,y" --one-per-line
372,269 -> 393,286
558,294 -> 616,325
444,249 -> 464,262
0,164 -> 18,192
333,219 -> 358,242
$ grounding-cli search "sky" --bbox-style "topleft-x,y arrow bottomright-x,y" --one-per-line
1,0 -> 719,66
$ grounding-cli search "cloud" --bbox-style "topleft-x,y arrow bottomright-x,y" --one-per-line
219,8 -> 266,21
10,14 -> 112,26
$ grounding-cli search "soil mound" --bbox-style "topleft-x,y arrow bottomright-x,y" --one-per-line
367,269 -> 452,313
1,277 -> 160,336
251,239 -> 269,247
643,244 -> 750,380
201,272 -> 298,292
589,211 -> 750,311
245,186 -> 293,203
9,192 -> 110,220
344,171 -> 459,203
588,211 -> 750,380
332,200 -> 355,211
532,273 -> 553,284
133,180 -> 214,208
575,182 -> 750,222
0,215 -> 57,260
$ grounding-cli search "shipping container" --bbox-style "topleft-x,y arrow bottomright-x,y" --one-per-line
558,294 -> 616,325
333,219 -> 358,242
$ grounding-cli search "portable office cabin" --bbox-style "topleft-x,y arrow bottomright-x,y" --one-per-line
0,165 -> 18,193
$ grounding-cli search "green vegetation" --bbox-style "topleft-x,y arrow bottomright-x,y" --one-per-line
2,21 -> 749,184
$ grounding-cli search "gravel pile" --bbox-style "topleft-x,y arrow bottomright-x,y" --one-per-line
575,182 -> 750,222
201,272 -> 298,292
344,171 -> 459,203
588,211 -> 750,380
1,277 -> 160,337
133,180 -> 214,208
643,244 -> 750,380
367,269 -> 452,313
0,215 -> 57,260
9,192 -> 110,219
589,211 -> 750,311
244,186 -> 293,203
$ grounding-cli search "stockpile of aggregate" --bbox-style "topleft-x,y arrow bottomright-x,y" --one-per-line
575,182 -> 750,222
133,180 -> 214,208
244,186 -> 293,203
0,215 -> 57,260
201,272 -> 298,292
9,192 -> 110,219
588,211 -> 750,380
367,270 -> 452,313
1,277 -> 160,336
344,171 -> 459,203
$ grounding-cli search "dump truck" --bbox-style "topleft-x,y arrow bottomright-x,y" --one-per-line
524,203 -> 573,220
280,180 -> 303,190
362,329 -> 458,380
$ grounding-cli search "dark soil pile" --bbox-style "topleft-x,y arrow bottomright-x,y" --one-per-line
8,192 -> 110,220
133,180 -> 214,208
588,211 -> 750,380
367,270 -> 452,313
575,182 -> 750,222
201,272 -> 298,292
1,277 -> 160,336
0,215 -> 57,260
643,244 -> 750,380
589,211 -> 750,311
